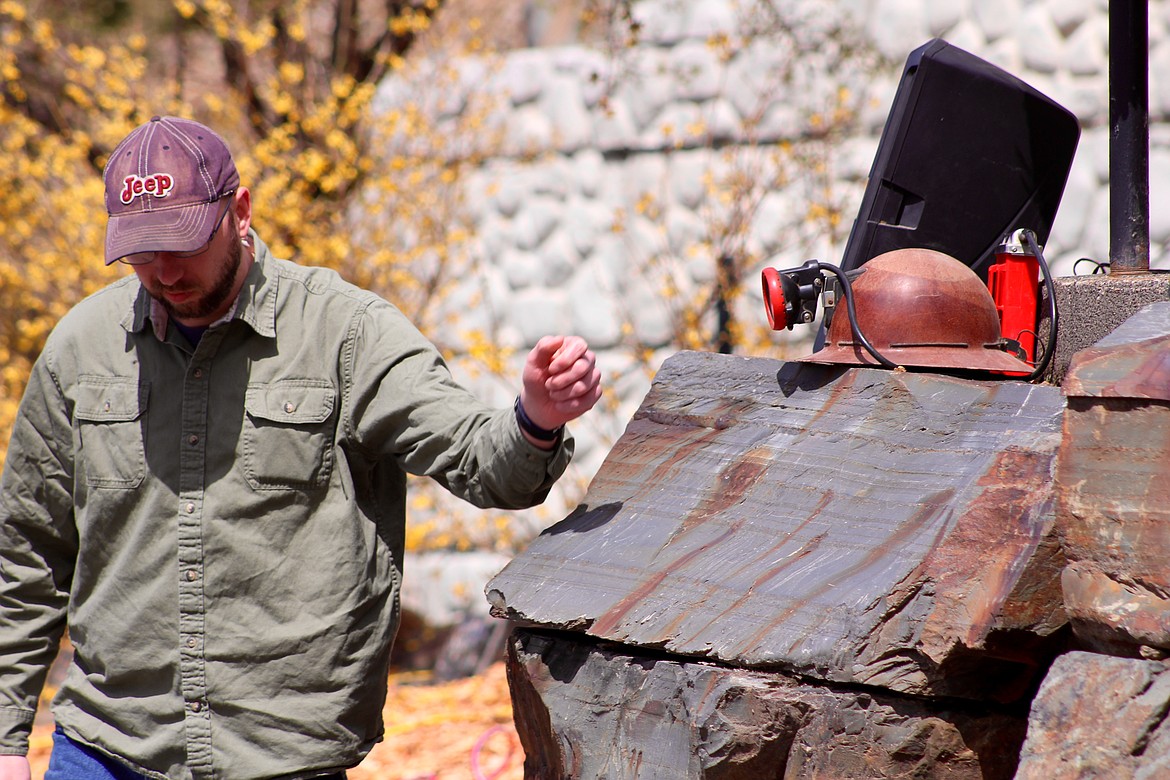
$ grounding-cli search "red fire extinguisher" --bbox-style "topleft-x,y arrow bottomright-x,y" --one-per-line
987,229 -> 1040,367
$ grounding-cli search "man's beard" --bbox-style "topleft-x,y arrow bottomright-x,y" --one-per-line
152,231 -> 243,323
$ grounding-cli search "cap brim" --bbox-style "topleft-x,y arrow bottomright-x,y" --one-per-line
797,343 -> 1035,374
104,200 -> 220,265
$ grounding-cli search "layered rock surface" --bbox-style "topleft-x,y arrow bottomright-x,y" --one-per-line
488,351 -> 1068,702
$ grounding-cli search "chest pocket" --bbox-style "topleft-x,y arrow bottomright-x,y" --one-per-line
243,381 -> 337,490
74,379 -> 150,489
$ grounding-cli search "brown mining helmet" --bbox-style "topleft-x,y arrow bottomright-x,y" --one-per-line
799,247 -> 1034,373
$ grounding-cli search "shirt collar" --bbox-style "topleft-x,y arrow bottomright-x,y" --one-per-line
121,229 -> 278,342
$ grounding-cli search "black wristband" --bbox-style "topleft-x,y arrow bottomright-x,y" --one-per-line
514,397 -> 562,442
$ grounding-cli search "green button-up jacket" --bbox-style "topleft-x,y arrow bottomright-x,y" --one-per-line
0,234 -> 571,778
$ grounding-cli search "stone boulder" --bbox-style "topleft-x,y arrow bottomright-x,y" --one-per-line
1057,302 -> 1170,655
488,351 -> 1068,702
508,628 -> 1027,780
1016,650 -> 1170,779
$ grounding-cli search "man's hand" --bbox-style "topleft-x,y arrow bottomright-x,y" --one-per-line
0,755 -> 31,780
519,335 -> 602,441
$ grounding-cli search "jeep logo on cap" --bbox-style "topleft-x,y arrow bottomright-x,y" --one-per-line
120,173 -> 174,206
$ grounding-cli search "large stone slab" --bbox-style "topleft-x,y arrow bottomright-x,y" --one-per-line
1016,650 -> 1170,779
507,628 -> 1026,780
1057,302 -> 1170,654
488,351 -> 1067,701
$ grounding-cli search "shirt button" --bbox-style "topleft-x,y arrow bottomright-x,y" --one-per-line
188,434 -> 199,446
190,701 -> 203,713
185,569 -> 198,582
284,401 -> 296,414
193,368 -> 204,379
186,502 -> 196,514
186,636 -> 197,649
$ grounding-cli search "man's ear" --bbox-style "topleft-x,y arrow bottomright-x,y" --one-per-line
233,187 -> 253,237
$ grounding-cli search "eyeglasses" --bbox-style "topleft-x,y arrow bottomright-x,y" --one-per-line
118,192 -> 236,266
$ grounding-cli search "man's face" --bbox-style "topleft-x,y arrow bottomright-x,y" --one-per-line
132,200 -> 248,327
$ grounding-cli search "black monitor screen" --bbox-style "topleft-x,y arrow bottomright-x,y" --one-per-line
839,38 -> 1081,279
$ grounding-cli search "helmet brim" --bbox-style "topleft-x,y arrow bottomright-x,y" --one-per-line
798,342 -> 1035,374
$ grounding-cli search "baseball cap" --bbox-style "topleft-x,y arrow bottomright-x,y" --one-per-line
103,116 -> 240,265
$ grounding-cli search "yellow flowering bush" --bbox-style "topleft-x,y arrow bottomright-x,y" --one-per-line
0,0 -> 491,470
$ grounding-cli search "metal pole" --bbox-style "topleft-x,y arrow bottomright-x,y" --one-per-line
1109,0 -> 1150,274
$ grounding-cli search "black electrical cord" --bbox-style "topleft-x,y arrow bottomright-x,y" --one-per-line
1019,229 -> 1058,382
817,261 -> 900,370
1074,256 -> 1109,275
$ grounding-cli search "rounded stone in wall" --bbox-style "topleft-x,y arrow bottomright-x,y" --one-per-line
563,197 -> 615,257
1049,146 -> 1100,253
631,0 -> 692,46
553,47 -> 613,109
623,272 -> 677,348
1047,0 -> 1096,37
511,288 -> 571,347
491,166 -> 526,218
594,99 -> 639,152
756,101 -> 801,142
1151,40 -> 1170,119
665,207 -> 706,260
983,30 -> 1023,73
749,189 -> 804,257
1062,18 -> 1107,77
501,48 -> 550,106
683,0 -> 737,40
1149,150 -> 1170,246
1079,188 -> 1111,265
543,73 -> 592,153
622,214 -> 669,268
668,148 -> 712,211
537,229 -> 580,288
1051,75 -> 1106,127
514,197 -> 560,251
926,0 -> 968,37
973,0 -> 1022,43
646,101 -> 707,149
669,39 -> 725,103
867,0 -> 931,62
724,40 -> 789,122
568,263 -> 624,349
686,253 -> 717,286
571,148 -> 607,199
1019,5 -> 1063,74
476,213 -> 510,262
502,248 -> 543,291
591,233 -> 633,296
703,98 -> 745,144
619,153 -> 669,209
505,103 -> 554,157
619,49 -> 674,133
1078,127 -> 1111,185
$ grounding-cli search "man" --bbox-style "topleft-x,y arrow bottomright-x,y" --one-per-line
0,116 -> 602,779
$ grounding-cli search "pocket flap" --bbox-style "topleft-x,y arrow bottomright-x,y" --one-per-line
75,380 -> 149,422
245,382 -> 336,425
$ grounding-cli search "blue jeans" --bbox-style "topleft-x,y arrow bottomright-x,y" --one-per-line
45,730 -> 147,780
46,729 -> 348,779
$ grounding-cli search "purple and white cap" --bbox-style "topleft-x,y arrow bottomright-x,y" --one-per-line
103,116 -> 240,264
